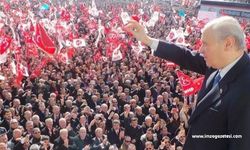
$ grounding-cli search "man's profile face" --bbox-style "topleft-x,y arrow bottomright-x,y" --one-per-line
200,28 -> 225,69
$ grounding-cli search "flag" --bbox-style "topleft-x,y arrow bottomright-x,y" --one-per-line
0,35 -> 12,54
72,38 -> 86,48
166,61 -> 176,68
33,23 -> 56,55
18,63 -> 29,77
175,28 -> 188,46
176,70 -> 195,96
0,75 -> 5,80
146,11 -> 159,27
93,51 -> 102,62
120,11 -> 130,25
193,76 -> 204,93
131,15 -> 140,22
89,0 -> 99,17
15,70 -> 23,87
112,44 -> 122,61
0,51 -> 8,64
166,29 -> 177,42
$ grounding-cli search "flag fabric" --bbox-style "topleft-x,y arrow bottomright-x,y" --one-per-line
112,44 -> 122,61
120,11 -> 130,25
18,63 -> 29,77
0,75 -> 5,80
176,70 -> 204,96
193,76 -> 204,93
72,38 -> 86,48
146,11 -> 159,27
33,23 -> 56,55
166,28 -> 177,42
0,35 -> 12,54
0,51 -> 8,64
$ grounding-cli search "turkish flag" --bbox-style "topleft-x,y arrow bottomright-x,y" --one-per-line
193,76 -> 204,93
93,51 -> 102,62
176,70 -> 195,96
0,35 -> 12,54
33,23 -> 56,55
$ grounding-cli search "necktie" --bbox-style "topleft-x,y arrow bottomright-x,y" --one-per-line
212,72 -> 221,87
194,71 -> 221,109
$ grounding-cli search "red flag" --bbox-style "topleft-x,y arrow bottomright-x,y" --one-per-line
0,35 -> 12,54
67,47 -> 75,59
193,76 -> 204,93
30,58 -> 48,78
33,23 -> 56,55
93,51 -> 102,62
246,36 -> 250,51
131,15 -> 140,22
61,9 -> 71,21
176,70 -> 195,96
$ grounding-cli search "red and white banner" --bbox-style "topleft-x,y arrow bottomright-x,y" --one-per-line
33,23 -> 56,55
176,70 -> 204,96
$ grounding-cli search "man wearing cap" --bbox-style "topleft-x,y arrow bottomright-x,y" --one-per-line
0,127 -> 8,143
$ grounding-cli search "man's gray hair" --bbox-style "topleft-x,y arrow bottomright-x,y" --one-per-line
202,16 -> 246,51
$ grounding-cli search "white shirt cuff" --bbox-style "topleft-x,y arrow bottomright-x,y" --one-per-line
149,38 -> 160,55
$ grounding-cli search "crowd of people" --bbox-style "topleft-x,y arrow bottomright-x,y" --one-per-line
0,0 -> 249,150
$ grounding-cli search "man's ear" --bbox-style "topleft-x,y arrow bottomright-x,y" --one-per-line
224,36 -> 236,51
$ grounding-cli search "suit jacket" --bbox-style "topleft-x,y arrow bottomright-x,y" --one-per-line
107,128 -> 123,148
154,41 -> 250,150
53,137 -> 77,150
91,136 -> 110,150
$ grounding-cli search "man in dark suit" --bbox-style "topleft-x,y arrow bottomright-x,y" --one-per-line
107,120 -> 124,148
125,16 -> 250,150
91,127 -> 110,150
53,128 -> 77,150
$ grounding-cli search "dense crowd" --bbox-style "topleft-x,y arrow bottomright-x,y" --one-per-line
0,0 -> 249,150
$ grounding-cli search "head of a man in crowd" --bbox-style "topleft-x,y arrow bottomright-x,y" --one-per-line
145,116 -> 153,127
13,128 -> 22,141
130,117 -> 138,128
59,118 -> 67,128
79,127 -> 87,139
10,119 -> 19,130
24,110 -> 32,120
45,118 -> 53,129
161,127 -> 169,137
4,92 -> 12,101
32,115 -> 41,126
130,99 -> 137,108
124,136 -> 132,146
149,107 -> 157,116
52,105 -> 60,115
0,127 -> 7,143
3,109 -> 12,121
32,128 -> 41,139
0,143 -> 7,150
111,98 -> 118,107
200,16 -> 246,69
102,94 -> 109,103
146,128 -> 154,140
112,120 -> 120,131
65,99 -> 73,109
144,141 -> 154,150
59,129 -> 68,140
38,102 -> 46,112
128,143 -> 136,150
161,136 -> 171,148
144,98 -> 151,107
25,120 -> 34,133
12,98 -> 21,108
95,128 -> 103,139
